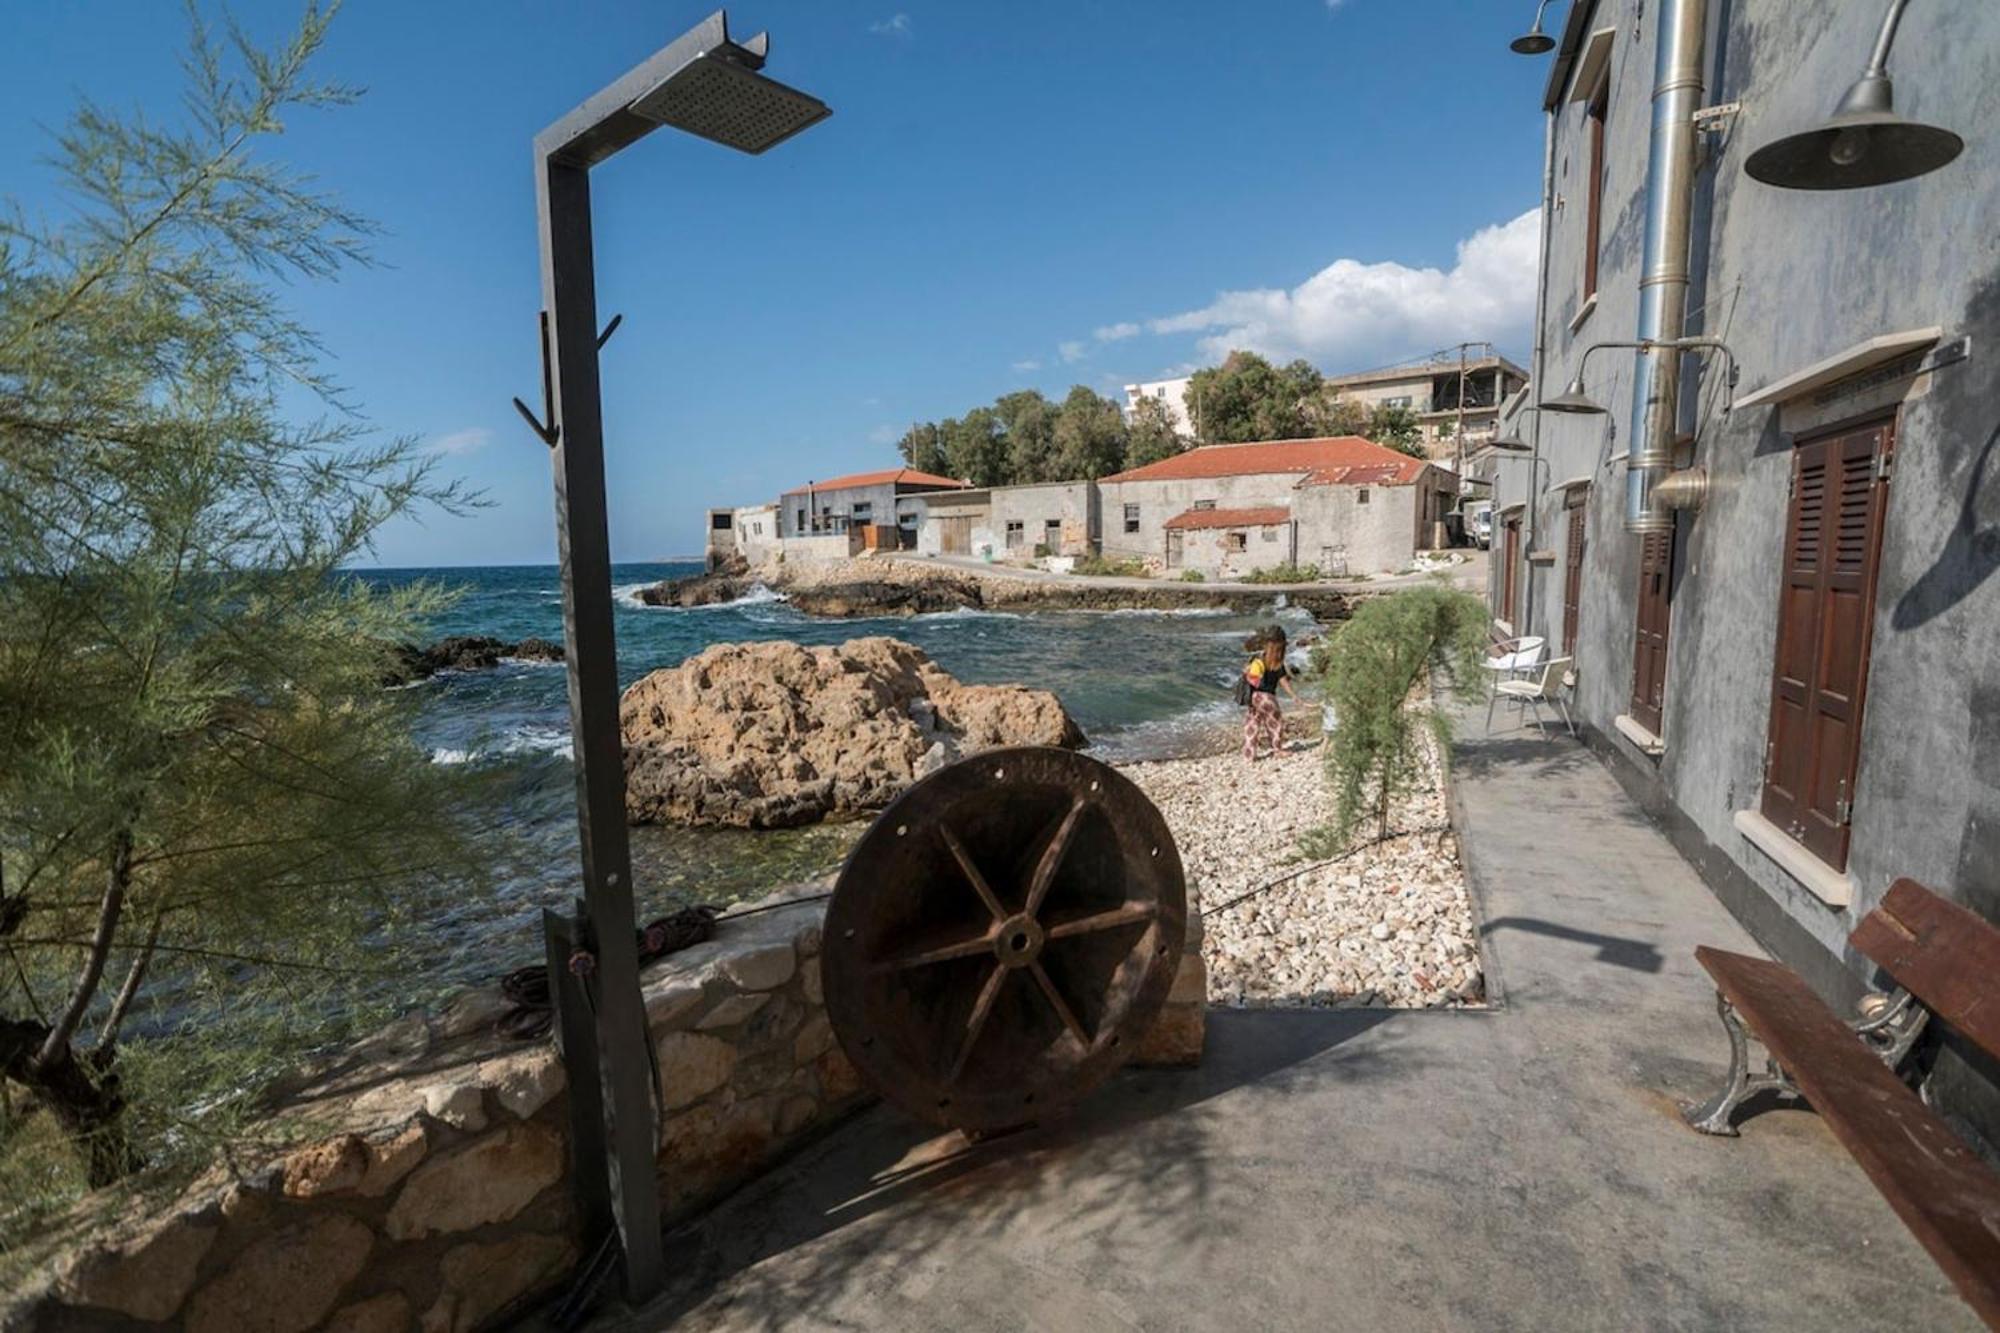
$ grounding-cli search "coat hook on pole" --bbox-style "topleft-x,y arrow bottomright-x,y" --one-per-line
512,310 -> 560,447
597,313 -> 623,349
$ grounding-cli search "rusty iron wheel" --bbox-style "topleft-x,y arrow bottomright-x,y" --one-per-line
821,745 -> 1187,1133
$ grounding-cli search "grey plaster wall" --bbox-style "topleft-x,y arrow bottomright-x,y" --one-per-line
1292,482 -> 1421,575
1499,0 -> 2000,1140
989,481 -> 1099,558
1098,475 -> 1309,564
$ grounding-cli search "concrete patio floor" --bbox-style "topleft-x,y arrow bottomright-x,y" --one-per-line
575,718 -> 1976,1332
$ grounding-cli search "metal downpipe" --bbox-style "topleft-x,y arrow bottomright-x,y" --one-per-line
1625,0 -> 1710,535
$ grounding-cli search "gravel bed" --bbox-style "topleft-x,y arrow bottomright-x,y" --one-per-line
1121,722 -> 1484,1009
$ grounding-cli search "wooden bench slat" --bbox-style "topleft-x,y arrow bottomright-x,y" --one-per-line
1851,878 -> 2000,1060
1696,946 -> 2000,1329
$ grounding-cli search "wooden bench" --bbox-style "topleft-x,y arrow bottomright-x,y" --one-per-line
1687,878 -> 2000,1329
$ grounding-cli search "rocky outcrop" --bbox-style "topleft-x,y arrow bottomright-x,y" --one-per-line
619,637 -> 1085,828
637,572 -> 760,608
383,636 -> 563,686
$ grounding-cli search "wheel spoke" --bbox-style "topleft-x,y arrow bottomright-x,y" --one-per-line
1028,962 -> 1088,1048
1044,902 -> 1157,940
1024,796 -> 1087,917
949,963 -> 1009,1083
871,930 -> 995,974
940,824 -> 1007,922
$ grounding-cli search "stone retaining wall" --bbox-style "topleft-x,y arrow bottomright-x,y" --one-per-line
11,892 -> 1204,1331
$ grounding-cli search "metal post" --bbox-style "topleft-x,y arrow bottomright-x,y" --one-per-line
536,153 -> 665,1303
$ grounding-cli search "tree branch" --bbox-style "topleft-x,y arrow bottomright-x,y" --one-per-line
33,826 -> 132,1070
96,903 -> 165,1052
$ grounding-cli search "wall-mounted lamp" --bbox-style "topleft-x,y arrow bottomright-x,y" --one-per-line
1745,0 -> 1963,190
1544,336 -> 1741,420
1510,0 -> 1557,55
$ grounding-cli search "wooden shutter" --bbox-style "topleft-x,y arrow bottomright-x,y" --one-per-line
1584,83 -> 1607,302
1562,489 -> 1588,656
1630,528 -> 1673,736
1759,416 -> 1895,871
1501,515 -> 1521,623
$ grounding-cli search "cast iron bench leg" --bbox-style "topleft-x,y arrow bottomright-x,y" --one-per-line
1683,991 -> 1799,1136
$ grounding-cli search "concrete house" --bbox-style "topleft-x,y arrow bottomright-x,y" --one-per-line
704,502 -> 779,569
778,467 -> 968,549
1098,437 -> 1455,577
1122,377 -> 1197,438
914,488 -> 994,558
1326,353 -> 1529,458
989,480 -> 1101,559
1491,1 -> 1999,1138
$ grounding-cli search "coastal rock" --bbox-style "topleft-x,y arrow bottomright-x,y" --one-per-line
57,1215 -> 217,1322
619,637 -> 1085,827
184,1213 -> 374,1333
383,635 -> 565,686
421,1233 -> 572,1333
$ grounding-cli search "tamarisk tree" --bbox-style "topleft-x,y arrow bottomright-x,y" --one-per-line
0,4 -> 478,1190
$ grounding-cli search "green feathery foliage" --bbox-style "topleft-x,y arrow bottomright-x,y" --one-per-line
1305,585 -> 1490,850
0,0 -> 486,1239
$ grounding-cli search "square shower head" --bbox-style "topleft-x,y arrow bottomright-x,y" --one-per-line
628,52 -> 830,155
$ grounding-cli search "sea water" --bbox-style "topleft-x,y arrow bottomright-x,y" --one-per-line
353,562 -> 1316,988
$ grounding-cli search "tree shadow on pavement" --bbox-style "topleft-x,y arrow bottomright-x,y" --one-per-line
588,1006 -> 1406,1331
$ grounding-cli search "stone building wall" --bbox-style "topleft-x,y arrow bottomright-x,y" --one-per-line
11,891 -> 1204,1331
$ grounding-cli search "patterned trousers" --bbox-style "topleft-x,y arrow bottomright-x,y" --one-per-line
1242,692 -> 1283,758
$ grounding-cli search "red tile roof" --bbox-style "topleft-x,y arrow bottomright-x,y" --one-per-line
1100,436 -> 1427,485
781,467 -> 968,495
1164,506 -> 1292,531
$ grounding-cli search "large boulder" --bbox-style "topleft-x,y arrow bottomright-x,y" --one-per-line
619,637 -> 1085,828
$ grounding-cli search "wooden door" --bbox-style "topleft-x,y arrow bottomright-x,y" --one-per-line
939,516 -> 971,554
1165,530 -> 1184,569
1500,514 -> 1521,624
1562,490 -> 1588,656
1760,416 -> 1895,871
1630,529 -> 1674,737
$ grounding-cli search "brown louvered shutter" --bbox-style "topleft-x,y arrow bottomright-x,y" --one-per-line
1759,416 -> 1894,871
1562,489 -> 1588,656
1501,514 -> 1521,623
1630,529 -> 1674,736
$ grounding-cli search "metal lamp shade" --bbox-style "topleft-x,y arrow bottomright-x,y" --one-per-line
1510,29 -> 1556,55
1745,108 -> 1964,190
1542,378 -> 1608,415
629,53 -> 831,155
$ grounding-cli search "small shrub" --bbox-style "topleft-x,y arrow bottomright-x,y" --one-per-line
1179,569 -> 1206,582
1303,585 -> 1490,850
1242,563 -> 1321,585
1073,554 -> 1147,578
1033,543 -> 1051,558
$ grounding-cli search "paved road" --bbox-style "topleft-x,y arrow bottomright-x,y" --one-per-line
570,708 -> 1968,1332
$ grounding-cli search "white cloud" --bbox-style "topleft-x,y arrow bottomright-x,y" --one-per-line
428,427 -> 492,456
1011,358 -> 1044,373
1132,208 -> 1541,369
869,13 -> 912,39
867,424 -> 900,445
1058,340 -> 1088,364
1093,321 -> 1141,342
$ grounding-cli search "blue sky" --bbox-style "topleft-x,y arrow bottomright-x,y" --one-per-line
1,2 -> 1555,565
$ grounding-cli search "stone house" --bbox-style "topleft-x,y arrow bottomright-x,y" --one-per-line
914,488 -> 994,558
704,502 -> 779,569
1325,354 -> 1529,458
1098,437 -> 1455,576
777,467 -> 968,548
988,480 -> 1100,559
1490,0 -> 1998,1140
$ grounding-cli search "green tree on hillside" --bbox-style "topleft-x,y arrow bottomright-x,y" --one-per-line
1184,351 -> 1324,442
942,408 -> 1009,487
1368,405 -> 1425,457
1124,393 -> 1185,469
897,421 -> 950,475
994,389 -> 1059,484
0,3 -> 480,1198
1051,386 -> 1129,479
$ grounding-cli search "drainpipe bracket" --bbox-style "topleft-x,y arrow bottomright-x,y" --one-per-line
1691,102 -> 1741,130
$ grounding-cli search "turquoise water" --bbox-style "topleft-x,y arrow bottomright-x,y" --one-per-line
356,563 -> 1317,987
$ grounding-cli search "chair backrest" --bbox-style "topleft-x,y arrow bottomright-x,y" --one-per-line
1490,635 -> 1547,671
1850,878 -> 2000,1060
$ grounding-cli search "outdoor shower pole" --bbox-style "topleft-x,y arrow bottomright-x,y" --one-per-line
536,152 -> 665,1300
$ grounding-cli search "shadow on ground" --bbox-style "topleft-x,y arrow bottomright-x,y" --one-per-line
604,1007 -> 1408,1330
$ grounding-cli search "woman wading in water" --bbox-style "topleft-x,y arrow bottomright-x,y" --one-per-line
1239,625 -> 1298,760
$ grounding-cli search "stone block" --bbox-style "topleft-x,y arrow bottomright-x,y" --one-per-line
798,955 -> 823,1005
695,993 -> 770,1031
423,1080 -> 488,1133
384,1122 -> 565,1240
184,1212 -> 374,1333
280,1133 -> 370,1199
1130,1001 -> 1205,1068
792,1012 -> 834,1065
58,1214 -> 217,1322
358,1121 -> 430,1198
775,1095 -> 818,1137
718,941 -> 796,991
420,1233 -> 572,1333
643,980 -> 705,1029
815,1044 -> 865,1102
655,1031 -> 736,1111
326,1291 -> 411,1333
478,1047 -> 567,1119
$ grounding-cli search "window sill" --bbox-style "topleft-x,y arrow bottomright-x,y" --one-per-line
1732,809 -> 1855,909
1568,294 -> 1599,334
1613,714 -> 1665,757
